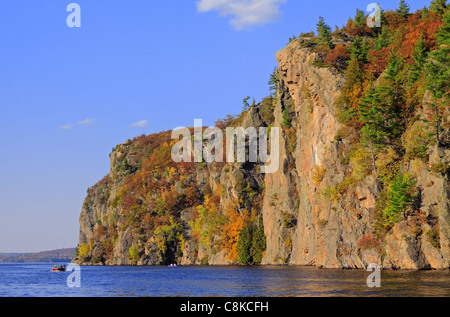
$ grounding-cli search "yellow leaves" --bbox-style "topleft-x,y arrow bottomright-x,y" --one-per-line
222,203 -> 246,261
190,196 -> 247,262
350,147 -> 373,180
376,147 -> 401,184
191,195 -> 223,249
168,167 -> 177,180
348,81 -> 363,106
312,165 -> 326,186
78,243 -> 90,260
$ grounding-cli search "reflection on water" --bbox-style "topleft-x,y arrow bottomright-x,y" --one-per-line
0,264 -> 448,297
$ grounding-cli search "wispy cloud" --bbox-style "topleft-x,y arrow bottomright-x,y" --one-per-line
60,124 -> 73,130
131,120 -> 148,128
60,118 -> 94,130
196,0 -> 286,30
76,118 -> 94,125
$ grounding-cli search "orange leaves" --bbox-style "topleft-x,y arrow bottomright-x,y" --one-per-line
347,22 -> 375,38
184,186 -> 201,208
222,202 -> 246,261
398,12 -> 443,60
93,225 -> 106,241
325,44 -> 351,70
367,46 -> 392,77
122,194 -> 137,213
357,235 -> 379,251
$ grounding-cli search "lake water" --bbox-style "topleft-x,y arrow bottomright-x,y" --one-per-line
0,263 -> 448,297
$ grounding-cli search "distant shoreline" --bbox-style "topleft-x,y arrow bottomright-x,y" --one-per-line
0,248 -> 75,263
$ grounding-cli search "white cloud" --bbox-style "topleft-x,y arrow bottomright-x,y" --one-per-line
196,0 -> 286,30
60,124 -> 73,130
131,120 -> 148,128
76,118 -> 94,125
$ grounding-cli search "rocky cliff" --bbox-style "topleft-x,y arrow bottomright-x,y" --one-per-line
74,34 -> 449,269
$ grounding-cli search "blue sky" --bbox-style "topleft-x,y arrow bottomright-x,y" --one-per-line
0,0 -> 431,253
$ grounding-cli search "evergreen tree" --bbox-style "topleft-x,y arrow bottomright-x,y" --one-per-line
376,52 -> 404,141
428,9 -> 450,99
375,27 -> 390,51
349,36 -> 370,63
429,0 -> 448,15
425,9 -> 449,145
354,9 -> 366,28
358,87 -> 391,176
336,55 -> 365,123
242,96 -> 251,112
359,87 -> 391,148
383,51 -> 403,84
421,5 -> 429,18
316,16 -> 333,49
268,68 -> 279,94
383,172 -> 417,227
268,68 -> 279,104
249,219 -> 266,264
410,34 -> 427,83
237,225 -> 252,265
396,0 -> 410,18
282,108 -> 291,128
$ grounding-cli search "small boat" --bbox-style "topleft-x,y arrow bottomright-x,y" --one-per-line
52,265 -> 66,272
168,264 -> 177,268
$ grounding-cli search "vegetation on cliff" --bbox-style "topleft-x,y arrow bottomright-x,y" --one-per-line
76,1 -> 449,268
306,1 -> 449,256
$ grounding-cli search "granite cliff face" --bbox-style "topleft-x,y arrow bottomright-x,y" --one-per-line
260,39 -> 449,269
74,38 -> 449,269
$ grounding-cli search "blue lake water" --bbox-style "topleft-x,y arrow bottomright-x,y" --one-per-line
0,263 -> 448,297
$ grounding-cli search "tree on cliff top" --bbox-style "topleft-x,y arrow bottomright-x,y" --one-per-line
429,0 -> 448,15
316,16 -> 333,49
396,0 -> 410,18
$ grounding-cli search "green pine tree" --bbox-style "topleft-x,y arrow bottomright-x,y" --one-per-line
358,87 -> 391,176
316,16 -> 333,49
249,219 -> 266,265
410,34 -> 427,83
354,9 -> 366,28
396,0 -> 410,18
425,9 -> 449,145
282,108 -> 291,128
349,36 -> 370,63
375,27 -> 390,51
242,96 -> 251,112
383,172 -> 417,227
429,0 -> 448,15
336,55 -> 364,124
359,87 -> 391,148
376,52 -> 404,139
421,5 -> 429,18
268,68 -> 279,104
268,68 -> 279,94
237,225 -> 253,265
